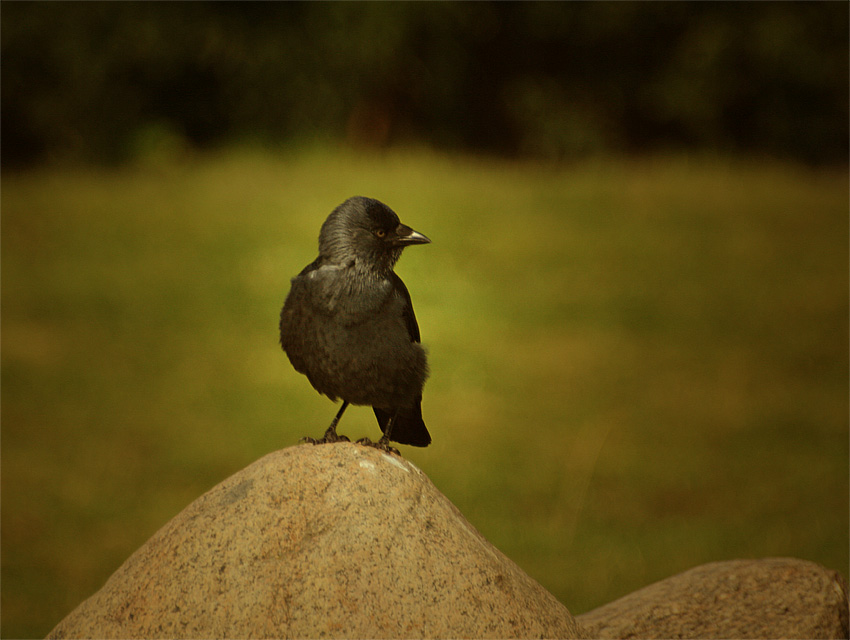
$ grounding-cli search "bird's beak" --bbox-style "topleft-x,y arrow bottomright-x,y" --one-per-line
393,224 -> 431,246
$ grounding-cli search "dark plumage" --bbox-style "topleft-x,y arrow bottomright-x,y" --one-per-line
279,197 -> 431,451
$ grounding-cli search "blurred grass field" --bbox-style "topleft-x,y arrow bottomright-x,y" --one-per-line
2,147 -> 848,638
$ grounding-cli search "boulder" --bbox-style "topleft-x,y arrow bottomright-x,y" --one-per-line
577,557 -> 850,639
48,443 -> 582,639
46,441 -> 850,639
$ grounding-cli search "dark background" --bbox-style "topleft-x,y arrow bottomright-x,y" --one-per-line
3,1 -> 848,168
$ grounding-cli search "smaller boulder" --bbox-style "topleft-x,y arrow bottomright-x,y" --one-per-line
577,557 -> 849,639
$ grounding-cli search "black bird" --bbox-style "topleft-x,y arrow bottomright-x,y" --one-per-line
279,197 -> 431,452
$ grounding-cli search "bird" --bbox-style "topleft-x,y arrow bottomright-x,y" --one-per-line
279,196 -> 431,453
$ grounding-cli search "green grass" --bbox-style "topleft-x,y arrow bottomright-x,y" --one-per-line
2,147 -> 847,638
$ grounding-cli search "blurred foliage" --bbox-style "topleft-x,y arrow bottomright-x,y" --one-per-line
2,1 -> 847,167
1,148 -> 847,637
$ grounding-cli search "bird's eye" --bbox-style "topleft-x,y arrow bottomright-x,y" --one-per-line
374,229 -> 386,238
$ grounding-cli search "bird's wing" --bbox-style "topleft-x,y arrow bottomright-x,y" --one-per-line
390,272 -> 421,343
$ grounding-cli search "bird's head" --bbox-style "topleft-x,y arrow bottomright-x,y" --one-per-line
319,197 -> 430,272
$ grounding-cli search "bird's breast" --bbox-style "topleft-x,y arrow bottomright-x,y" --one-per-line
280,269 -> 426,406
308,268 -> 392,319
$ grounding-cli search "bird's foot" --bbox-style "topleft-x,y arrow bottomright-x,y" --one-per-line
355,436 -> 401,457
300,427 -> 350,445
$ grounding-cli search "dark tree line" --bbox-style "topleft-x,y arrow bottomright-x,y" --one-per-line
2,1 -> 847,167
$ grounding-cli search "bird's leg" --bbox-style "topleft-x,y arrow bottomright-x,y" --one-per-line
301,401 -> 351,445
356,413 -> 401,456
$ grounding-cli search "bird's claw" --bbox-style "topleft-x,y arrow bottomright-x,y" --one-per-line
300,432 -> 350,445
356,436 -> 401,457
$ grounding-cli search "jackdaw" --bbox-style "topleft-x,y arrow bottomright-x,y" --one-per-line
279,196 -> 431,452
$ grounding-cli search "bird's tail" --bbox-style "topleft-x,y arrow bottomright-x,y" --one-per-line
373,399 -> 431,447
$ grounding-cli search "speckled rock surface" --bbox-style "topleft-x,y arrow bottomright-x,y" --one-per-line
47,443 -> 582,639
577,557 -> 850,639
